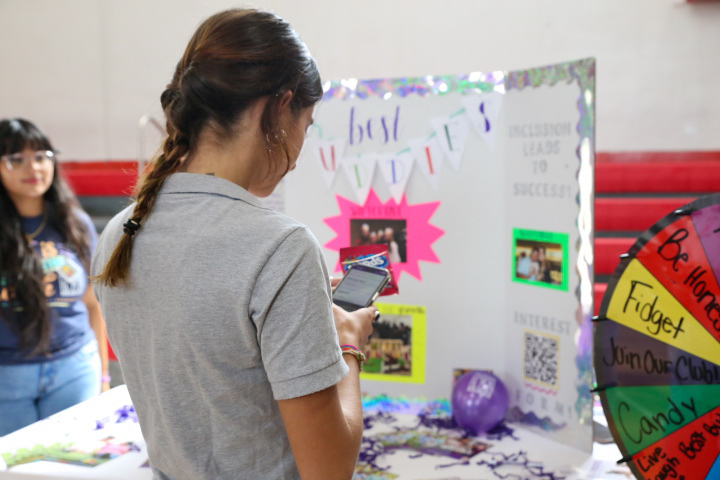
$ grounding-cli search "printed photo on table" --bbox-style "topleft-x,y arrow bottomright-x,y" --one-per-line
512,228 -> 569,291
374,428 -> 490,459
1,435 -> 139,469
350,218 -> 407,263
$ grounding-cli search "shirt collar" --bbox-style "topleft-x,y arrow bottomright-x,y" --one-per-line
159,173 -> 262,207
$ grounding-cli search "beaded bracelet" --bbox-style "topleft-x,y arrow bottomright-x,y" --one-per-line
340,344 -> 366,371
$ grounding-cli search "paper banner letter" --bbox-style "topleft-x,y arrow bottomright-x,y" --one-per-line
408,137 -> 444,191
310,139 -> 345,188
377,151 -> 415,202
430,115 -> 470,171
462,91 -> 504,149
342,155 -> 377,204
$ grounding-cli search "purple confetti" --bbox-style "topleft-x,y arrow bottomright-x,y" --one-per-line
485,423 -> 518,442
505,406 -> 566,431
357,398 -> 564,480
94,404 -> 138,430
357,436 -> 391,473
115,405 -> 138,423
475,451 -> 564,480
437,458 -> 472,469
363,410 -> 397,430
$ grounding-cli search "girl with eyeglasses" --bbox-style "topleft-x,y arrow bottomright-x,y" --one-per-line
91,8 -> 376,479
0,118 -> 109,436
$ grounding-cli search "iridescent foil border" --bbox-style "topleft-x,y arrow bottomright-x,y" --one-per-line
506,58 -> 596,431
322,71 -> 505,101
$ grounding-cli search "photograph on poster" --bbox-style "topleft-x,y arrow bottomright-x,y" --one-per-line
364,313 -> 412,376
361,303 -> 426,384
351,218 -> 407,263
512,228 -> 569,291
324,190 -> 443,281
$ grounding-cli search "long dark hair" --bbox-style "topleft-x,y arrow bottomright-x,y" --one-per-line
0,118 -> 91,354
97,8 -> 323,287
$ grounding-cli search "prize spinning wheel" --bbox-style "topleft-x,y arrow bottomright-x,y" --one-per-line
595,194 -> 720,480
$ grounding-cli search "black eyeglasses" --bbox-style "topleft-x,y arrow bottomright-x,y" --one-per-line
0,150 -> 55,171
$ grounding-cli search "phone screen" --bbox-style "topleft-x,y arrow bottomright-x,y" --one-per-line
333,266 -> 389,311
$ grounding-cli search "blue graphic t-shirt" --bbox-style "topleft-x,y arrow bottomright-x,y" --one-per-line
0,209 -> 98,364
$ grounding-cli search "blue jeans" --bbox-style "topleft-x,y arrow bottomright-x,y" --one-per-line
0,339 -> 101,436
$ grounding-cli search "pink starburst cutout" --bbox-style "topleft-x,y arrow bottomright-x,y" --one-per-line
324,189 -> 444,281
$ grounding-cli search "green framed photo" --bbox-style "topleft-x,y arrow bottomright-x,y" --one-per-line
512,228 -> 569,291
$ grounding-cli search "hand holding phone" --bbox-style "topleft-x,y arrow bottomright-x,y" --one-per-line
332,264 -> 391,312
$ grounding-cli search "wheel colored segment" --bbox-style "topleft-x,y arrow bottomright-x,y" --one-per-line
706,453 -> 720,479
604,259 -> 720,366
595,195 -> 720,480
595,320 -> 720,387
629,406 -> 720,480
635,214 -> 720,344
601,385 -> 720,454
692,204 -> 720,288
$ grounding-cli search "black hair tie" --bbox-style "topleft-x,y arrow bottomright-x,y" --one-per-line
123,219 -> 142,236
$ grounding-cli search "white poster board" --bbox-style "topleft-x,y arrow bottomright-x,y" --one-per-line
284,58 -> 595,450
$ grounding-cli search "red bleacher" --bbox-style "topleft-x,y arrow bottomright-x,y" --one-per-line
60,161 -> 138,196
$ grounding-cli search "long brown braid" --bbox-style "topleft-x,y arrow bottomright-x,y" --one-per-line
95,8 -> 322,287
95,134 -> 187,287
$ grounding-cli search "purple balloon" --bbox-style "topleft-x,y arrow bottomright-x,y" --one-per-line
452,371 -> 509,434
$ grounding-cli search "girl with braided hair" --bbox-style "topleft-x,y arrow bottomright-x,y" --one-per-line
0,118 -> 109,436
92,8 -> 375,480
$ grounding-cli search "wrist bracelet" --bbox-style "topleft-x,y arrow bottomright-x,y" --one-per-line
341,345 -> 366,371
101,373 -> 111,383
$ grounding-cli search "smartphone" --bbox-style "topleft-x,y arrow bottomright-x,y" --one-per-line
332,264 -> 391,312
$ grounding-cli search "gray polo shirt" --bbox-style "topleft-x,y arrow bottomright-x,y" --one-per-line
91,173 -> 348,480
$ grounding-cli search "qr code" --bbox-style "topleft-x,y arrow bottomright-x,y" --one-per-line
523,331 -> 559,387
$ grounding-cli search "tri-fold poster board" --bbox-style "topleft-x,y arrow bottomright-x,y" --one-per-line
284,58 -> 596,450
